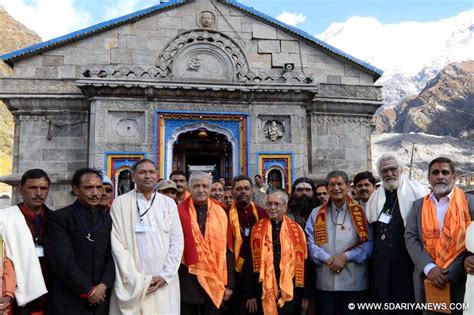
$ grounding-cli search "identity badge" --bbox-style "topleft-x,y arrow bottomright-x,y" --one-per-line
134,223 -> 149,233
379,213 -> 392,224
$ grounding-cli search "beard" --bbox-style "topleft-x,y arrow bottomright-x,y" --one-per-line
383,179 -> 399,191
433,183 -> 451,196
289,197 -> 317,218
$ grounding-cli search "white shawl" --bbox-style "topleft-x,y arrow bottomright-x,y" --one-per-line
366,174 -> 429,226
464,222 -> 474,315
109,190 -> 183,315
0,206 -> 47,306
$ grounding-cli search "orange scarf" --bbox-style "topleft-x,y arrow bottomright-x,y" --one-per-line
422,187 -> 471,269
187,198 -> 229,308
314,197 -> 369,245
251,216 -> 307,314
228,202 -> 259,272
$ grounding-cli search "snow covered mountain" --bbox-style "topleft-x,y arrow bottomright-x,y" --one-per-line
317,10 -> 474,108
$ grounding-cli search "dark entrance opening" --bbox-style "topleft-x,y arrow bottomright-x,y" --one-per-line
267,168 -> 283,191
172,129 -> 232,180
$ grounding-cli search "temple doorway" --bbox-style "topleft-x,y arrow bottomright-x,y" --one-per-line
266,168 -> 284,191
172,129 -> 233,180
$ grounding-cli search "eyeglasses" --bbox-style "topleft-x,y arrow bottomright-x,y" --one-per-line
266,202 -> 286,209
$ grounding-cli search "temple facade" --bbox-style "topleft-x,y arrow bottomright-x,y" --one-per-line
0,0 -> 383,208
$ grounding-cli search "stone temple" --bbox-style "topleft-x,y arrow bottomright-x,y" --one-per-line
0,0 -> 383,208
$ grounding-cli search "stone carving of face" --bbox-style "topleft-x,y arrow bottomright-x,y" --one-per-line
199,11 -> 215,28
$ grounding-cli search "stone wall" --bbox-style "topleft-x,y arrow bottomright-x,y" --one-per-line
310,112 -> 372,180
4,98 -> 89,209
89,97 -> 308,180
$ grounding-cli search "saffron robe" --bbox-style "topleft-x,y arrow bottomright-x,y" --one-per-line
109,190 -> 184,315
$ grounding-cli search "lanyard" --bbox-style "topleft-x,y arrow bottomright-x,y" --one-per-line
136,192 -> 156,222
33,214 -> 42,244
73,204 -> 104,242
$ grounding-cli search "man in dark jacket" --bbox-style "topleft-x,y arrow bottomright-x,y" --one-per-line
45,168 -> 115,315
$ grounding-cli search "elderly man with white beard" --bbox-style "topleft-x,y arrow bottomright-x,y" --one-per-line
405,157 -> 474,315
365,153 -> 429,314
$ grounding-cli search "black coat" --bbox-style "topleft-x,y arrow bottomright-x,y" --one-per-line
44,201 -> 115,315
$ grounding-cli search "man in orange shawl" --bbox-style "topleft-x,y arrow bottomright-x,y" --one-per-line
405,157 -> 474,314
178,171 -> 235,315
251,190 -> 307,315
227,175 -> 266,314
305,170 -> 373,315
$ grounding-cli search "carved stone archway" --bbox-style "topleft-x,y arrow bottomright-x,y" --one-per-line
157,29 -> 249,82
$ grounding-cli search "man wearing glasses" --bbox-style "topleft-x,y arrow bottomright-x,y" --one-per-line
251,190 -> 307,314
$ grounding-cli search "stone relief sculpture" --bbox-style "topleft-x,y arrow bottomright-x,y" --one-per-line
116,118 -> 140,138
187,57 -> 201,71
175,47 -> 232,80
197,11 -> 216,28
264,120 -> 284,141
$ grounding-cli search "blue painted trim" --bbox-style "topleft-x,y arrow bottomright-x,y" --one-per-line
155,109 -> 249,179
256,151 -> 295,185
220,0 -> 382,77
103,151 -> 147,176
246,116 -> 250,175
153,110 -> 158,165
0,0 -> 382,77
156,109 -> 250,116
0,0 -> 186,63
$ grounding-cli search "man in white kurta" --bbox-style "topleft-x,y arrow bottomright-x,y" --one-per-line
109,159 -> 184,315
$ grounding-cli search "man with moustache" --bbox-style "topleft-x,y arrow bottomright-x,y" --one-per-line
287,177 -> 318,314
315,184 -> 329,205
306,171 -> 373,315
0,169 -> 49,313
110,159 -> 183,314
366,154 -> 428,312
170,170 -> 189,205
353,171 -> 376,208
227,175 -> 266,314
405,157 -> 474,314
223,187 -> 234,209
178,171 -> 234,314
288,177 -> 318,227
251,190 -> 307,314
45,168 -> 115,315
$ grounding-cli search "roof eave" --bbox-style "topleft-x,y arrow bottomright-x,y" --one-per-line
0,0 -> 188,66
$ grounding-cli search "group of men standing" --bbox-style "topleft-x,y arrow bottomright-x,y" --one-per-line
0,154 -> 473,315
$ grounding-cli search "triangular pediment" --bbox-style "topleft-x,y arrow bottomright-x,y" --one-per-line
0,0 -> 382,84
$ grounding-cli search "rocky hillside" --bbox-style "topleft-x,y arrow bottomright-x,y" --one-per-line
376,61 -> 474,138
372,132 -> 474,186
0,5 -> 41,193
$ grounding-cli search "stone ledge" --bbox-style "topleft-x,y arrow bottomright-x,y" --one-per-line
0,173 -> 74,186
0,78 -> 83,95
